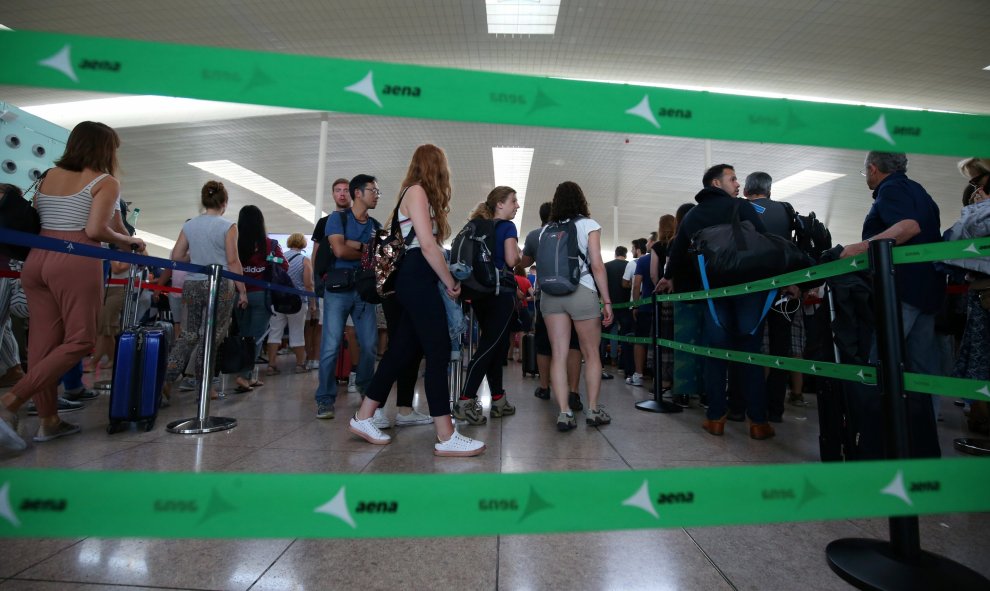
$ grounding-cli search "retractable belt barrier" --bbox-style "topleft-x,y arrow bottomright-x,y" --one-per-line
1,457 -> 987,539
0,228 -> 317,300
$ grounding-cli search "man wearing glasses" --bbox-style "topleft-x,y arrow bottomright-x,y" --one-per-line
314,174 -> 381,419
840,151 -> 943,457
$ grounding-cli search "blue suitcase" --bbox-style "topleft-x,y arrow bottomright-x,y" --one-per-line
107,325 -> 168,433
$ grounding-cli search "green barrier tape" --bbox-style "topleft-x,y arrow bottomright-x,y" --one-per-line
893,236 -> 990,265
1,459 -> 987,539
601,332 -> 654,345
2,31 -> 990,156
904,373 -> 990,403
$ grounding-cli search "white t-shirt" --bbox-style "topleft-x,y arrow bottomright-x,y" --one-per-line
573,217 -> 602,292
622,258 -> 637,283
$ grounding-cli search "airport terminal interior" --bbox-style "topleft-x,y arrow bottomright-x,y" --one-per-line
1,1 -> 988,589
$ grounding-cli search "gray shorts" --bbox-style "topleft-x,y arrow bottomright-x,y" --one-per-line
539,285 -> 601,321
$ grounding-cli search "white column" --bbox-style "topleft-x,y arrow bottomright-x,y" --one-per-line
704,139 -> 712,170
313,113 -> 329,224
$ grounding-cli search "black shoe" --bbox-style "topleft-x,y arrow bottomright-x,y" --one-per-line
674,394 -> 690,408
534,387 -> 551,400
727,411 -> 746,422
601,371 -> 614,380
63,388 -> 100,402
699,395 -> 709,409
568,391 -> 583,412
768,413 -> 784,424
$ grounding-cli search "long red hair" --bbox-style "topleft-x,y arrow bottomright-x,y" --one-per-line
399,144 -> 452,242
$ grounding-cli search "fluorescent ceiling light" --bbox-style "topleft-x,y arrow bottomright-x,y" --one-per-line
189,159 -> 324,222
984,65 -> 990,71
769,170 -> 845,201
134,229 -> 176,251
565,77 -> 959,114
487,0 -> 560,35
492,147 -> 535,235
0,25 -> 12,31
21,96 -> 306,129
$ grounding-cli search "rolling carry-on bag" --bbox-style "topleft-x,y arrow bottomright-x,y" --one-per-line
521,333 -> 538,377
335,336 -> 352,383
108,265 -> 168,433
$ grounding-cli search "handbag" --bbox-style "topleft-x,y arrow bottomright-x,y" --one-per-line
355,219 -> 384,304
372,187 -> 416,299
217,312 -> 255,374
266,241 -> 303,314
0,174 -> 44,260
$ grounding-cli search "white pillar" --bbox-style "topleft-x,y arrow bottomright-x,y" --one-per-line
704,139 -> 712,170
313,113 -> 329,224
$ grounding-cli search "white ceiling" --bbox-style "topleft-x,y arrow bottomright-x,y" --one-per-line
1,0 -> 986,256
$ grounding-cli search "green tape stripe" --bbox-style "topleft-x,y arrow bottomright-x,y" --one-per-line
601,332 -> 654,345
893,236 -> 990,265
2,31 -> 989,156
905,373 -> 990,403
1,459 -> 987,539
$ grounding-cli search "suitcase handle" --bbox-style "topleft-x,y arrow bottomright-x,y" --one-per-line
120,246 -> 143,329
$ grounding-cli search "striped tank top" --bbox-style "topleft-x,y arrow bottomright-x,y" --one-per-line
34,173 -> 112,231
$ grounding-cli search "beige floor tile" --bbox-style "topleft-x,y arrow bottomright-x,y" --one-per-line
0,538 -> 84,578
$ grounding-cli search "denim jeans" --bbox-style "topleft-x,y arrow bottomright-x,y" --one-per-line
315,289 -> 377,406
60,360 -> 84,391
701,292 -> 769,422
235,291 -> 271,379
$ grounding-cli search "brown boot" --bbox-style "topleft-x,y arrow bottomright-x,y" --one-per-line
702,414 -> 727,436
0,365 -> 24,388
750,422 -> 776,440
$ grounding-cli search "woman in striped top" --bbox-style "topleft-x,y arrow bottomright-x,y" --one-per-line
0,121 -> 145,451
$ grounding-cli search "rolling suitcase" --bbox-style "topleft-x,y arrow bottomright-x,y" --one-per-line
108,266 -> 168,433
521,333 -> 538,377
335,336 -> 352,383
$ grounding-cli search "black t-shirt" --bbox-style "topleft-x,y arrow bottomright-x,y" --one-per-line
312,216 -> 329,245
604,258 -> 630,304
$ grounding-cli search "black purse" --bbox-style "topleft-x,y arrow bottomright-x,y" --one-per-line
217,312 -> 255,374
0,176 -> 43,261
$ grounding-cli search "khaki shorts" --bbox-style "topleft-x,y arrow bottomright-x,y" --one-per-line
539,285 -> 601,321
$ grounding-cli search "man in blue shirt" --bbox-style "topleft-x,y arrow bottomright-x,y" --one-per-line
840,151 -> 943,456
626,240 -> 654,387
314,174 -> 381,419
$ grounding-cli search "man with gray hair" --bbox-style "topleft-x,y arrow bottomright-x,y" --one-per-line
840,151 -> 943,457
744,172 -> 802,421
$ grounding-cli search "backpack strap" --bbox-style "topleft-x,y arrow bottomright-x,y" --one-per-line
391,187 -> 417,246
696,253 -> 776,335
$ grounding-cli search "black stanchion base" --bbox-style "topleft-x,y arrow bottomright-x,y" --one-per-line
826,538 -> 989,591
634,399 -> 683,413
953,437 -> 990,456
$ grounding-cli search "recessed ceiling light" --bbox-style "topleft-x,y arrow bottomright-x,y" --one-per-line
0,25 -> 12,31
492,147 -> 534,234
188,160 -> 324,222
984,65 -> 990,71
768,170 -> 845,201
134,229 -> 176,251
21,96 -> 305,129
487,0 -> 560,35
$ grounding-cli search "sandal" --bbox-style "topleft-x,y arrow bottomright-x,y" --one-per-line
249,380 -> 265,388
266,367 -> 280,376
295,364 -> 308,373
234,385 -> 253,394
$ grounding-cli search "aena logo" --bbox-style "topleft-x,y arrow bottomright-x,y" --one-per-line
79,59 -> 121,72
382,85 -> 421,97
355,501 -> 398,513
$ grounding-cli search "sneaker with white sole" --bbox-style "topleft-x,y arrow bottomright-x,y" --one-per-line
349,415 -> 391,445
32,420 -> 81,442
625,372 -> 643,387
0,408 -> 26,451
434,431 -> 485,457
26,397 -> 83,416
556,411 -> 577,432
452,398 -> 487,425
62,387 -> 100,402
491,395 -> 515,418
316,402 -> 335,419
347,372 -> 358,393
395,409 -> 433,426
178,376 -> 198,391
372,408 -> 391,430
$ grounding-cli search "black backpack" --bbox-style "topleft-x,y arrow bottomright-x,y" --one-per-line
782,203 -> 832,262
266,241 -> 302,315
0,181 -> 42,261
535,218 -> 587,296
449,217 -> 506,295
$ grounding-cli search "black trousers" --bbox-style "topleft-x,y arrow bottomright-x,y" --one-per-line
382,296 -> 421,408
765,308 -> 792,418
366,250 -> 451,416
461,289 -> 516,398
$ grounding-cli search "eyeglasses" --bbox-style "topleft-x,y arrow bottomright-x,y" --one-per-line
969,176 -> 988,193
362,187 -> 382,196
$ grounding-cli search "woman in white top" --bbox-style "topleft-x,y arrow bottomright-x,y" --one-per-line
539,181 -> 613,431
349,144 -> 486,457
0,121 -> 144,450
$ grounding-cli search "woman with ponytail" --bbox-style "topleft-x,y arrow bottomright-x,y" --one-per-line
452,186 -> 521,425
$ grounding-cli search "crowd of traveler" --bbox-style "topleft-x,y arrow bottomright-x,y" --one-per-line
0,120 -> 986,458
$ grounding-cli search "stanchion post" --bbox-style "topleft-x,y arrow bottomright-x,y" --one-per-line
825,239 -> 987,590
166,264 -> 237,435
635,294 -> 682,414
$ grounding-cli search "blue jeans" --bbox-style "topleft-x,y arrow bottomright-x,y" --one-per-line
235,291 -> 271,379
60,361 -> 84,391
702,292 -> 769,422
315,289 -> 377,406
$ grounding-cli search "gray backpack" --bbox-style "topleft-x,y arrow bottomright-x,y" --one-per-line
536,218 -> 588,295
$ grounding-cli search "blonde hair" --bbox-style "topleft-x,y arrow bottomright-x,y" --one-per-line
959,158 -> 990,179
398,144 -> 452,242
286,232 -> 307,249
469,186 -> 516,220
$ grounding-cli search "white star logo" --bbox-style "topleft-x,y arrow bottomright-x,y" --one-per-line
0,482 -> 19,527
865,114 -> 895,145
881,470 -> 912,506
344,70 -> 382,108
978,386 -> 990,399
624,95 -> 660,128
851,259 -> 860,268
857,370 -> 866,381
810,364 -> 819,373
622,480 -> 658,519
39,44 -> 79,83
964,243 -> 980,255
314,486 -> 355,528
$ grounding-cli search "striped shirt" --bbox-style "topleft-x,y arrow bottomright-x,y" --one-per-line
35,173 -> 116,231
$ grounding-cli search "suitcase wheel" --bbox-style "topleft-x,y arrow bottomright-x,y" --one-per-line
107,422 -> 123,435
143,419 -> 156,432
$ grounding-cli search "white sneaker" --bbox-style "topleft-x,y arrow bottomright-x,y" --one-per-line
395,409 -> 434,426
307,360 -> 319,371
348,415 -> 391,445
372,408 -> 391,430
347,372 -> 358,393
434,430 -> 486,457
625,372 -> 643,387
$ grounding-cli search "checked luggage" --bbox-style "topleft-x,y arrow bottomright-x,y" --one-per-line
521,333 -> 538,377
108,265 -> 169,434
335,336 -> 352,383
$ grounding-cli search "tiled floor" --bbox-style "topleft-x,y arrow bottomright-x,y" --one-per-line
1,361 -> 987,590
